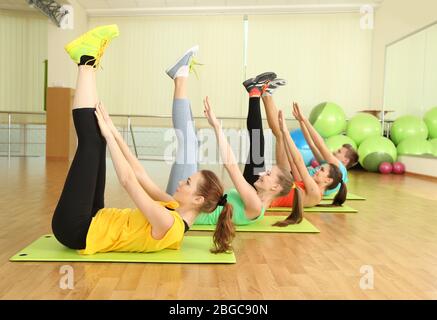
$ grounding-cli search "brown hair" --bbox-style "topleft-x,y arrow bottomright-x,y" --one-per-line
273,184 -> 304,227
317,163 -> 347,207
275,167 -> 294,197
197,170 -> 235,254
343,144 -> 359,169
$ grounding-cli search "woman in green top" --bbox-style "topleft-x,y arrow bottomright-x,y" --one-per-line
195,73 -> 294,226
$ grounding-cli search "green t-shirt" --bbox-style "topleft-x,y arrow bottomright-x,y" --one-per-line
194,188 -> 265,226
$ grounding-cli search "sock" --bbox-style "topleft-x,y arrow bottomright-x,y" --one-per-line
78,55 -> 96,67
262,84 -> 273,97
174,65 -> 189,78
249,87 -> 261,97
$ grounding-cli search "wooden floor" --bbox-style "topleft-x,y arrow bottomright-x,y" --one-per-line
1,157 -> 437,300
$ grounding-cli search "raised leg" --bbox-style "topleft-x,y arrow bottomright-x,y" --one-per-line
166,76 -> 198,195
243,96 -> 265,187
262,94 -> 290,171
52,65 -> 105,249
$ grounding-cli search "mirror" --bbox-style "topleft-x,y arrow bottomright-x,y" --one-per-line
383,21 -> 437,157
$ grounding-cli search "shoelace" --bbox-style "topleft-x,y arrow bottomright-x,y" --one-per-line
85,39 -> 109,69
95,39 -> 109,69
189,57 -> 203,79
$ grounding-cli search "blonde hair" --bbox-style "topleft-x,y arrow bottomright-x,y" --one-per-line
275,167 -> 294,197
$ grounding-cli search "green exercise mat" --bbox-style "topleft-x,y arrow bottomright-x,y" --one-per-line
10,235 -> 236,264
323,192 -> 366,200
190,217 -> 319,233
267,204 -> 357,213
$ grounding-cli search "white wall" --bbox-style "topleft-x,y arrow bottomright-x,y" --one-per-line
399,155 -> 437,178
47,0 -> 88,89
90,13 -> 373,119
0,10 -> 47,112
89,15 -> 244,118
370,0 -> 437,109
247,13 -> 373,119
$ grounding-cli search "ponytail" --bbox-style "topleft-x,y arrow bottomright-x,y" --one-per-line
211,203 -> 235,253
317,164 -> 348,207
196,170 -> 235,254
273,184 -> 303,226
317,180 -> 348,207
332,180 -> 347,206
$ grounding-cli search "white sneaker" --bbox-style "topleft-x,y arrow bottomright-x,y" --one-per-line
165,45 -> 199,79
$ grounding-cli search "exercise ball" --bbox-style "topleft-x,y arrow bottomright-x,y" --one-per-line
299,149 -> 315,166
290,128 -> 310,149
309,102 -> 347,138
346,113 -> 381,146
390,115 -> 429,145
325,134 -> 357,152
430,138 -> 437,157
358,136 -> 397,172
397,137 -> 434,156
424,107 -> 437,139
392,162 -> 405,175
379,162 -> 393,174
290,128 -> 314,166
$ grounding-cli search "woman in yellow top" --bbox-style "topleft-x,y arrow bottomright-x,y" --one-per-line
51,25 -> 234,255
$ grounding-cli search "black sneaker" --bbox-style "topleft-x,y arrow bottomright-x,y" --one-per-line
242,71 -> 277,92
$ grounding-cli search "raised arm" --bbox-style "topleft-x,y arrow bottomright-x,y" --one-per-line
293,106 -> 324,163
203,97 -> 263,215
98,102 -> 173,203
279,128 -> 302,181
278,110 -> 321,203
293,103 -> 340,166
94,104 -> 174,239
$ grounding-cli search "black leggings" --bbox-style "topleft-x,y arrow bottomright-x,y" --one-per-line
51,108 -> 106,250
243,97 -> 265,187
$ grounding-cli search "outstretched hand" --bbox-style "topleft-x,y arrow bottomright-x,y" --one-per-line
292,102 -> 306,122
97,101 -> 117,133
94,102 -> 113,139
203,96 -> 220,129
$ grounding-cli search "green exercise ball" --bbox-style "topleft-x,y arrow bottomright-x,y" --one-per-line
325,135 -> 357,152
346,113 -> 381,146
309,102 -> 347,138
429,138 -> 437,157
358,136 -> 397,172
390,115 -> 429,145
397,137 -> 434,156
424,107 -> 437,139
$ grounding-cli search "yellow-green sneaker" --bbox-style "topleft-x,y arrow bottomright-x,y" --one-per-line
64,24 -> 119,67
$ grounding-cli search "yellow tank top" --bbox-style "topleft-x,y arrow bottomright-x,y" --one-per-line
79,201 -> 185,255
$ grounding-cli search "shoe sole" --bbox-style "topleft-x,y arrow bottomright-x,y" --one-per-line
165,45 -> 199,75
268,79 -> 287,88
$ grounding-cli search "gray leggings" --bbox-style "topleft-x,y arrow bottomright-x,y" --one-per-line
166,98 -> 199,195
